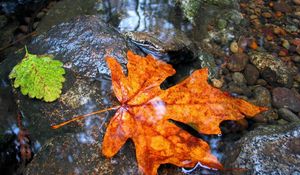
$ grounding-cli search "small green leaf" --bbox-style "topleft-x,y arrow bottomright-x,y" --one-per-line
9,47 -> 65,102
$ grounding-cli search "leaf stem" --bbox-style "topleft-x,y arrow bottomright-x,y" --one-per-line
51,105 -> 120,129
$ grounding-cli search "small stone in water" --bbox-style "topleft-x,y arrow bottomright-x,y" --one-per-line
282,39 -> 290,50
244,64 -> 259,85
211,78 -> 223,88
278,108 -> 300,122
262,12 -> 272,18
232,72 -> 246,84
230,41 -> 239,53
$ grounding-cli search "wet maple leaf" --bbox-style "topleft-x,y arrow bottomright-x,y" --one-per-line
102,51 -> 267,175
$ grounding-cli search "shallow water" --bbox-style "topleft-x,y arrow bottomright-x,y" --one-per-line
1,0 -> 299,174
0,1 -> 231,174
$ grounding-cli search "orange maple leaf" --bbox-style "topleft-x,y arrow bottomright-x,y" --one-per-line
101,51 -> 267,175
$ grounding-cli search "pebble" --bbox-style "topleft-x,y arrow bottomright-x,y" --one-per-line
250,15 -> 258,20
282,39 -> 290,50
273,2 -> 292,13
253,109 -> 278,123
256,79 -> 267,86
211,78 -> 223,88
252,86 -> 272,107
230,41 -> 239,53
232,72 -> 246,84
227,53 -> 249,72
244,64 -> 259,85
272,87 -> 300,112
249,51 -> 292,87
262,12 -> 272,18
228,82 -> 252,97
278,108 -> 300,122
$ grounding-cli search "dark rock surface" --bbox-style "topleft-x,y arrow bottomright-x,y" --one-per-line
243,64 -> 259,85
249,51 -> 293,87
223,122 -> 300,175
24,129 -> 139,175
278,108 -> 300,122
272,87 -> 300,113
251,86 -> 271,107
226,53 -> 249,72
30,15 -> 131,78
10,15 -> 139,144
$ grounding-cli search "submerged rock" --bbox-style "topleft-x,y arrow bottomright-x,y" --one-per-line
223,123 -> 300,174
249,51 -> 293,87
24,131 -> 139,175
272,87 -> 300,113
226,53 -> 249,72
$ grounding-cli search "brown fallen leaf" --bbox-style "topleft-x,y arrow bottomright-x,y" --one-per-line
101,51 -> 267,175
52,51 -> 267,174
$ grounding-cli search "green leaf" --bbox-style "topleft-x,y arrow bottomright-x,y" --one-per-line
9,47 -> 65,102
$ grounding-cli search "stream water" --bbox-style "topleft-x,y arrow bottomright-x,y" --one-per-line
1,0 -> 299,175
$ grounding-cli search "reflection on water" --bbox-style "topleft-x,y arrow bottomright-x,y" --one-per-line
0,0 -> 229,174
97,0 -> 208,42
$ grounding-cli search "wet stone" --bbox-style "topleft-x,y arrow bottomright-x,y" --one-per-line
232,72 -> 246,85
251,86 -> 272,107
278,108 -> 300,122
253,109 -> 278,123
223,123 -> 300,174
227,82 -> 252,97
30,15 -> 132,78
272,87 -> 300,112
6,15 -> 140,145
226,53 -> 249,72
273,2 -> 292,13
24,132 -> 139,175
256,79 -> 267,86
249,51 -> 293,87
243,64 -> 259,85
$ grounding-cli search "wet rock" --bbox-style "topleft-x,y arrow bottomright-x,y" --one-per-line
197,51 -> 218,79
4,16 -> 141,145
243,64 -> 259,85
278,108 -> 300,122
272,87 -> 300,112
251,86 -> 271,107
226,53 -> 249,72
253,109 -> 278,123
256,79 -> 267,86
211,78 -> 223,88
229,41 -> 238,53
227,82 -> 252,97
223,122 -> 300,174
273,2 -> 292,13
30,15 -> 131,78
24,132 -> 139,175
35,0 -> 98,34
249,51 -> 293,87
232,72 -> 246,84
124,30 -> 197,64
